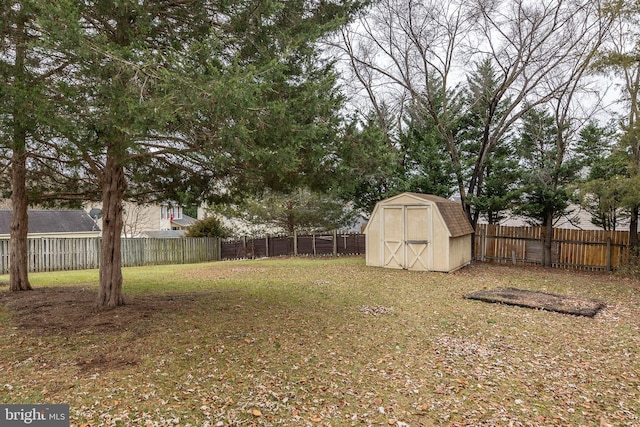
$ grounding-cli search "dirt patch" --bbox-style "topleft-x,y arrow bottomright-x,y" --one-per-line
75,353 -> 141,373
0,287 -> 222,336
464,287 -> 606,317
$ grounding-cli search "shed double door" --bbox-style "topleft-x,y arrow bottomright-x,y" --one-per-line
382,205 -> 432,270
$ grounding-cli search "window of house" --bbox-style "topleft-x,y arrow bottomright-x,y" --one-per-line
161,204 -> 182,221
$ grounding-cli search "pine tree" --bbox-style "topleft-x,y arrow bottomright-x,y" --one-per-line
513,108 -> 582,266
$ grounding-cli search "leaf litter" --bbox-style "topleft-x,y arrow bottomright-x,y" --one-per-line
0,260 -> 638,426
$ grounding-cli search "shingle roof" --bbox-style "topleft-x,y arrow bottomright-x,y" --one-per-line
404,193 -> 475,237
171,214 -> 197,227
0,210 -> 100,235
142,230 -> 186,238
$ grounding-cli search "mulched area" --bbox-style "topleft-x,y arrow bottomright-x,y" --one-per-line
464,287 -> 606,317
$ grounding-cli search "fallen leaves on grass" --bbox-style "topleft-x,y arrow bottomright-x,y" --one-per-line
0,260 -> 638,426
359,305 -> 393,316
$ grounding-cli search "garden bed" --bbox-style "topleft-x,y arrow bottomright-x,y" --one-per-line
464,286 -> 606,317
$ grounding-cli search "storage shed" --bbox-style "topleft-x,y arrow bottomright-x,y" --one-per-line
364,193 -> 474,272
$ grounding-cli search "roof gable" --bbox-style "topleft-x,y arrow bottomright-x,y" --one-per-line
0,210 -> 99,235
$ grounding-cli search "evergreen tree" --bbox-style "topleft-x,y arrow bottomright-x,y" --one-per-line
214,188 -> 358,235
461,59 -> 520,225
397,111 -> 457,198
47,0 -> 363,308
0,1 -> 74,291
334,111 -> 404,215
593,0 -> 640,250
575,121 -> 628,230
514,107 -> 582,265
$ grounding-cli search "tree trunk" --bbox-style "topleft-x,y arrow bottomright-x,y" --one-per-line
97,154 -> 127,308
10,147 -> 32,291
630,205 -> 639,255
9,14 -> 31,292
543,209 -> 554,268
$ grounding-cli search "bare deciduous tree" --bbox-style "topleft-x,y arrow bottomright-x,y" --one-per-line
595,0 -> 640,251
336,0 -> 611,232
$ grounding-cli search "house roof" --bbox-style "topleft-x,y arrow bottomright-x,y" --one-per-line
389,192 -> 474,238
0,210 -> 99,235
142,230 -> 186,238
171,214 -> 197,227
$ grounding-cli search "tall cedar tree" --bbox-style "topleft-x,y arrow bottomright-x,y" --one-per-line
0,1 -> 71,291
461,59 -> 520,225
335,111 -> 403,214
51,0 -> 362,308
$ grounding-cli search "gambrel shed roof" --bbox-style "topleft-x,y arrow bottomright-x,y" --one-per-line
387,193 -> 474,237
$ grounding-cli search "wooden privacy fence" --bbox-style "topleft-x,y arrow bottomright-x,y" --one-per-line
2,227 -> 636,273
475,224 -> 638,270
221,232 -> 365,260
0,237 -> 220,274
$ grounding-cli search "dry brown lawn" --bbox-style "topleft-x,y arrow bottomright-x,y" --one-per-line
0,258 -> 639,426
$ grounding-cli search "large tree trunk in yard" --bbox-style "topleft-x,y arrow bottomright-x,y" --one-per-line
10,148 -> 32,291
97,155 -> 127,308
9,13 -> 31,292
630,205 -> 639,255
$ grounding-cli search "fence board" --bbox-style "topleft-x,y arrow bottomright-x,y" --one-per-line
221,233 -> 365,260
4,227 -> 636,274
0,237 -> 219,274
475,224 -> 638,270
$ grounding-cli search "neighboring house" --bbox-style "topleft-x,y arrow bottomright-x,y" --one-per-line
135,209 -> 197,238
168,214 -> 197,232
479,204 -> 631,231
0,210 -> 101,239
86,202 -> 196,238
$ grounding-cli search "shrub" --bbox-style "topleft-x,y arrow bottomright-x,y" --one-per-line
616,249 -> 640,279
185,216 -> 231,238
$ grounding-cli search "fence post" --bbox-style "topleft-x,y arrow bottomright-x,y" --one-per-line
293,231 -> 298,256
333,230 -> 337,257
243,236 -> 247,258
481,227 -> 486,262
265,235 -> 269,257
312,234 -> 316,256
606,237 -> 611,271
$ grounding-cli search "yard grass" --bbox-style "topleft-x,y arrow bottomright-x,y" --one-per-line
0,257 -> 639,426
